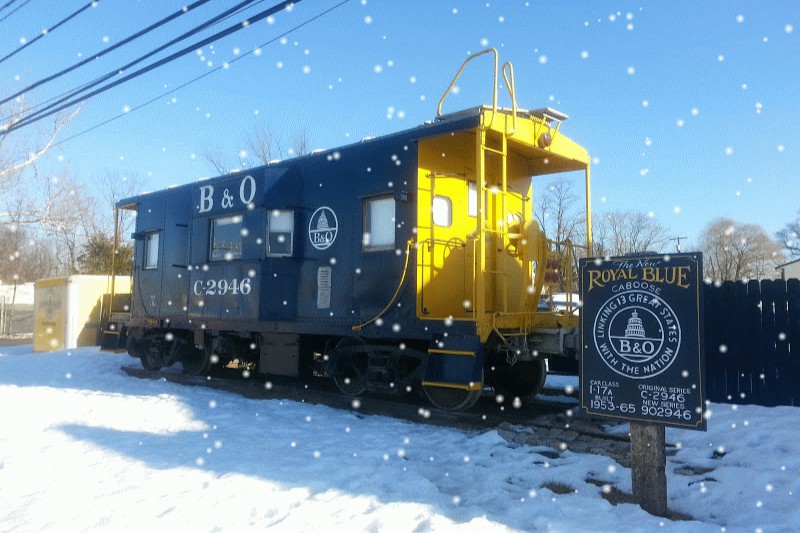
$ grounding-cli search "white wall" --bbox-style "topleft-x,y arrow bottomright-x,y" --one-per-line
778,261 -> 800,280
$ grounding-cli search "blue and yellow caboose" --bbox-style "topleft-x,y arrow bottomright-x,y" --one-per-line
112,52 -> 592,410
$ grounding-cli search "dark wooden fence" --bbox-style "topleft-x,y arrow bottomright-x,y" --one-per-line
704,278 -> 800,406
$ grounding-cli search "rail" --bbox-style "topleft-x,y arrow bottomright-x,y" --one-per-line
437,48 -> 520,135
352,239 -> 415,332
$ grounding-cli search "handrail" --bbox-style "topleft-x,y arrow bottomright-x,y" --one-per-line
437,48 -> 498,119
501,61 -> 517,135
352,239 -> 415,332
417,237 -> 466,251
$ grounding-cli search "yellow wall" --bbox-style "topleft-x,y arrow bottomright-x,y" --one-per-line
415,110 -> 590,339
416,130 -> 532,325
34,276 -> 131,352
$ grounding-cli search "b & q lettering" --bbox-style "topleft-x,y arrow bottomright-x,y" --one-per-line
197,176 -> 257,214
199,185 -> 214,213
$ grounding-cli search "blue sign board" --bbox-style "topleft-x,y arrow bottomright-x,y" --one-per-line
579,253 -> 706,431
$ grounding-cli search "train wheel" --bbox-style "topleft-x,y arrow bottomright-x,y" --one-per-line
490,358 -> 546,399
332,337 -> 367,396
181,344 -> 212,376
422,375 -> 483,411
139,347 -> 162,371
137,335 -> 162,371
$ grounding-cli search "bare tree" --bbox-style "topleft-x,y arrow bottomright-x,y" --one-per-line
205,125 -> 309,175
249,127 -> 284,164
204,149 -> 230,175
534,177 -> 587,291
592,211 -> 671,256
699,218 -> 784,282
1,97 -> 86,270
535,178 -> 584,245
1,97 -> 78,191
776,211 -> 800,258
291,129 -> 310,157
0,224 -> 56,282
92,171 -> 146,238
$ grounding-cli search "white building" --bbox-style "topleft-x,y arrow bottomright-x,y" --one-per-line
776,258 -> 800,280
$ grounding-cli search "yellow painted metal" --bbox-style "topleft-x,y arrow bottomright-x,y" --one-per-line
585,165 -> 593,252
421,381 -> 483,392
353,239 -> 414,331
476,127 -> 487,318
438,49 -> 499,119
501,61 -> 517,136
427,348 -> 476,357
110,207 -> 120,316
417,105 -> 590,342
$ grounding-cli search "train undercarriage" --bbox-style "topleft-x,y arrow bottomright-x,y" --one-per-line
123,326 -> 571,411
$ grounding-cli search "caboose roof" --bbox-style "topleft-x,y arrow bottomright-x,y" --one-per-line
116,106 -> 584,209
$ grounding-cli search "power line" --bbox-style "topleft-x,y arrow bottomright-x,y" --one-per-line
4,0 -> 302,134
0,0 -> 32,23
0,0 -> 19,13
0,0 -> 266,128
48,0 -> 350,151
0,0 -> 219,107
0,0 -> 99,66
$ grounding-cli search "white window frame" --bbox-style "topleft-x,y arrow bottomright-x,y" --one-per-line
143,232 -> 159,270
363,196 -> 396,252
266,209 -> 294,257
210,215 -> 243,261
468,182 -> 478,218
432,195 -> 453,227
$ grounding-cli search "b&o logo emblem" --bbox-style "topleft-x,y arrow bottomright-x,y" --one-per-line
592,290 -> 681,379
308,207 -> 338,251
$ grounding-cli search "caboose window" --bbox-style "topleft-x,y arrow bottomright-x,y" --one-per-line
267,210 -> 294,257
467,182 -> 488,218
143,232 -> 159,270
210,215 -> 243,261
468,182 -> 477,217
363,196 -> 396,251
432,196 -> 452,227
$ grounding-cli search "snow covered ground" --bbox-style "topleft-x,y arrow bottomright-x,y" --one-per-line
0,345 -> 797,532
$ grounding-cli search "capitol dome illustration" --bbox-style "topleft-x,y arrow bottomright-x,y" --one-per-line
317,211 -> 330,230
624,310 -> 646,339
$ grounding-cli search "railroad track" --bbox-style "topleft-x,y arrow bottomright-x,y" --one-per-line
121,366 -> 639,466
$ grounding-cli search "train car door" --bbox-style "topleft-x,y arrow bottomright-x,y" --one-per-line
416,133 -> 476,321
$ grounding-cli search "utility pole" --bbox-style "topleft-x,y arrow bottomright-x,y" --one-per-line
669,236 -> 688,253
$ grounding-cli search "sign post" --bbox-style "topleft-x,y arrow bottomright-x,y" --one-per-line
579,253 -> 706,515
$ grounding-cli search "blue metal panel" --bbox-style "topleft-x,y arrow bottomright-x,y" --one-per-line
189,262 -> 260,322
121,112 -> 482,344
131,186 -> 192,321
423,335 -> 484,386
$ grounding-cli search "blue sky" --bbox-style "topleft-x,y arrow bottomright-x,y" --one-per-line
2,0 -> 798,249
